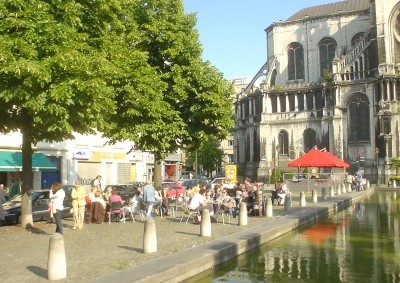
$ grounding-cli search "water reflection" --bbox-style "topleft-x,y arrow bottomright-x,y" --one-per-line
188,191 -> 400,283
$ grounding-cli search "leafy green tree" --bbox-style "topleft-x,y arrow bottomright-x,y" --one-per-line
103,0 -> 234,186
0,0 -> 153,228
185,137 -> 224,178
270,167 -> 281,185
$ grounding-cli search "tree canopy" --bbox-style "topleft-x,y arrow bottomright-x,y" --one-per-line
102,0 -> 234,158
0,0 -> 234,227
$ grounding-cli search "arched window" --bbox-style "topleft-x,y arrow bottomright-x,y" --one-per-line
319,37 -> 337,76
349,94 -> 370,142
303,128 -> 316,153
351,32 -> 364,47
287,43 -> 304,80
278,131 -> 289,155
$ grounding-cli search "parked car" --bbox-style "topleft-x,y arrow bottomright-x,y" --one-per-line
129,181 -> 144,189
180,179 -> 197,190
161,182 -> 186,198
3,189 -> 72,225
180,171 -> 193,180
102,184 -> 138,202
292,174 -> 306,182
210,177 -> 235,190
62,185 -> 75,194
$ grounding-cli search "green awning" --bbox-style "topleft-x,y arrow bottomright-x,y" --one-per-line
0,151 -> 57,172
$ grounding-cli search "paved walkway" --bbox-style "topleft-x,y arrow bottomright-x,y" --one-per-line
0,188 -> 373,283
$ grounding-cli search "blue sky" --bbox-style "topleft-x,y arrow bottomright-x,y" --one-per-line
183,0 -> 335,80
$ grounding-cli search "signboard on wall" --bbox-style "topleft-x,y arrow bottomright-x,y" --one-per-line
73,148 -> 90,160
225,164 -> 237,185
127,151 -> 142,162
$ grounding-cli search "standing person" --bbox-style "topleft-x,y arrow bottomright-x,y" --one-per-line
0,185 -> 5,226
346,173 -> 355,189
50,182 -> 65,235
0,184 -> 7,201
142,180 -> 156,220
71,181 -> 86,230
91,175 -> 102,189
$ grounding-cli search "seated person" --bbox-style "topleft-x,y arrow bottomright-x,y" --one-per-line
246,186 -> 259,216
189,188 -> 214,215
153,187 -> 163,215
275,180 -> 289,205
216,189 -> 237,214
88,191 -> 106,223
91,191 -> 107,208
102,187 -> 112,202
123,187 -> 143,220
109,188 -> 125,221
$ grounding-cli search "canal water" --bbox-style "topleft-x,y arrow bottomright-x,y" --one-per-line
187,191 -> 400,283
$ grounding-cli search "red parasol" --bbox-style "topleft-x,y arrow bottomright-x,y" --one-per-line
288,148 -> 349,168
320,149 -> 349,168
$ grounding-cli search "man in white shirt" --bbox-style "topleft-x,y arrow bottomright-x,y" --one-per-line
189,189 -> 214,215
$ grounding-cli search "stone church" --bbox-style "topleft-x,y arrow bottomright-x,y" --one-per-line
234,0 -> 400,185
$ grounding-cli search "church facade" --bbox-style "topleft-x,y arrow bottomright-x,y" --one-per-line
234,0 -> 400,184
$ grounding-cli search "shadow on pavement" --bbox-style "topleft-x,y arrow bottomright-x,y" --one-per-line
27,265 -> 47,279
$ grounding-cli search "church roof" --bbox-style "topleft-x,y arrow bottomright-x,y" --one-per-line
286,0 -> 370,22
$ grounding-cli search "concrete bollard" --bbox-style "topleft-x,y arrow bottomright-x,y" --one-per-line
312,189 -> 318,203
238,202 -> 248,226
47,233 -> 67,281
200,209 -> 211,237
330,186 -> 335,198
342,183 -> 346,194
300,192 -> 306,207
366,180 -> 370,189
284,194 -> 292,211
336,185 -> 341,196
321,187 -> 327,200
266,196 -> 273,217
143,218 -> 157,253
347,183 -> 352,193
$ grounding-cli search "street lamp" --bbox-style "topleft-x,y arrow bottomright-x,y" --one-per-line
375,147 -> 380,188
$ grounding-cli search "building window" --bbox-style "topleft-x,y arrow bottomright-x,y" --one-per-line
287,42 -> 304,80
303,128 -> 316,152
319,37 -> 337,75
349,94 -> 370,142
228,139 -> 234,146
278,131 -> 289,155
351,32 -> 364,47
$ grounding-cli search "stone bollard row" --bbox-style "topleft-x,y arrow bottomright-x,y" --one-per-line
266,196 -> 273,217
300,192 -> 306,207
239,202 -> 248,226
330,186 -> 335,198
312,189 -> 318,203
284,194 -> 292,211
143,218 -> 157,253
200,209 -> 212,236
48,233 -> 67,280
321,187 -> 327,200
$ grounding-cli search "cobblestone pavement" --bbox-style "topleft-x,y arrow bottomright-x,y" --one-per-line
0,203 -> 289,283
0,189 -> 361,283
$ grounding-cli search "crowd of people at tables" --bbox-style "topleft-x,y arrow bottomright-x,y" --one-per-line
66,176 -> 290,228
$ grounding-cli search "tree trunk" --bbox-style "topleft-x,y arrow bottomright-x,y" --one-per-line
21,109 -> 34,228
153,155 -> 162,188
